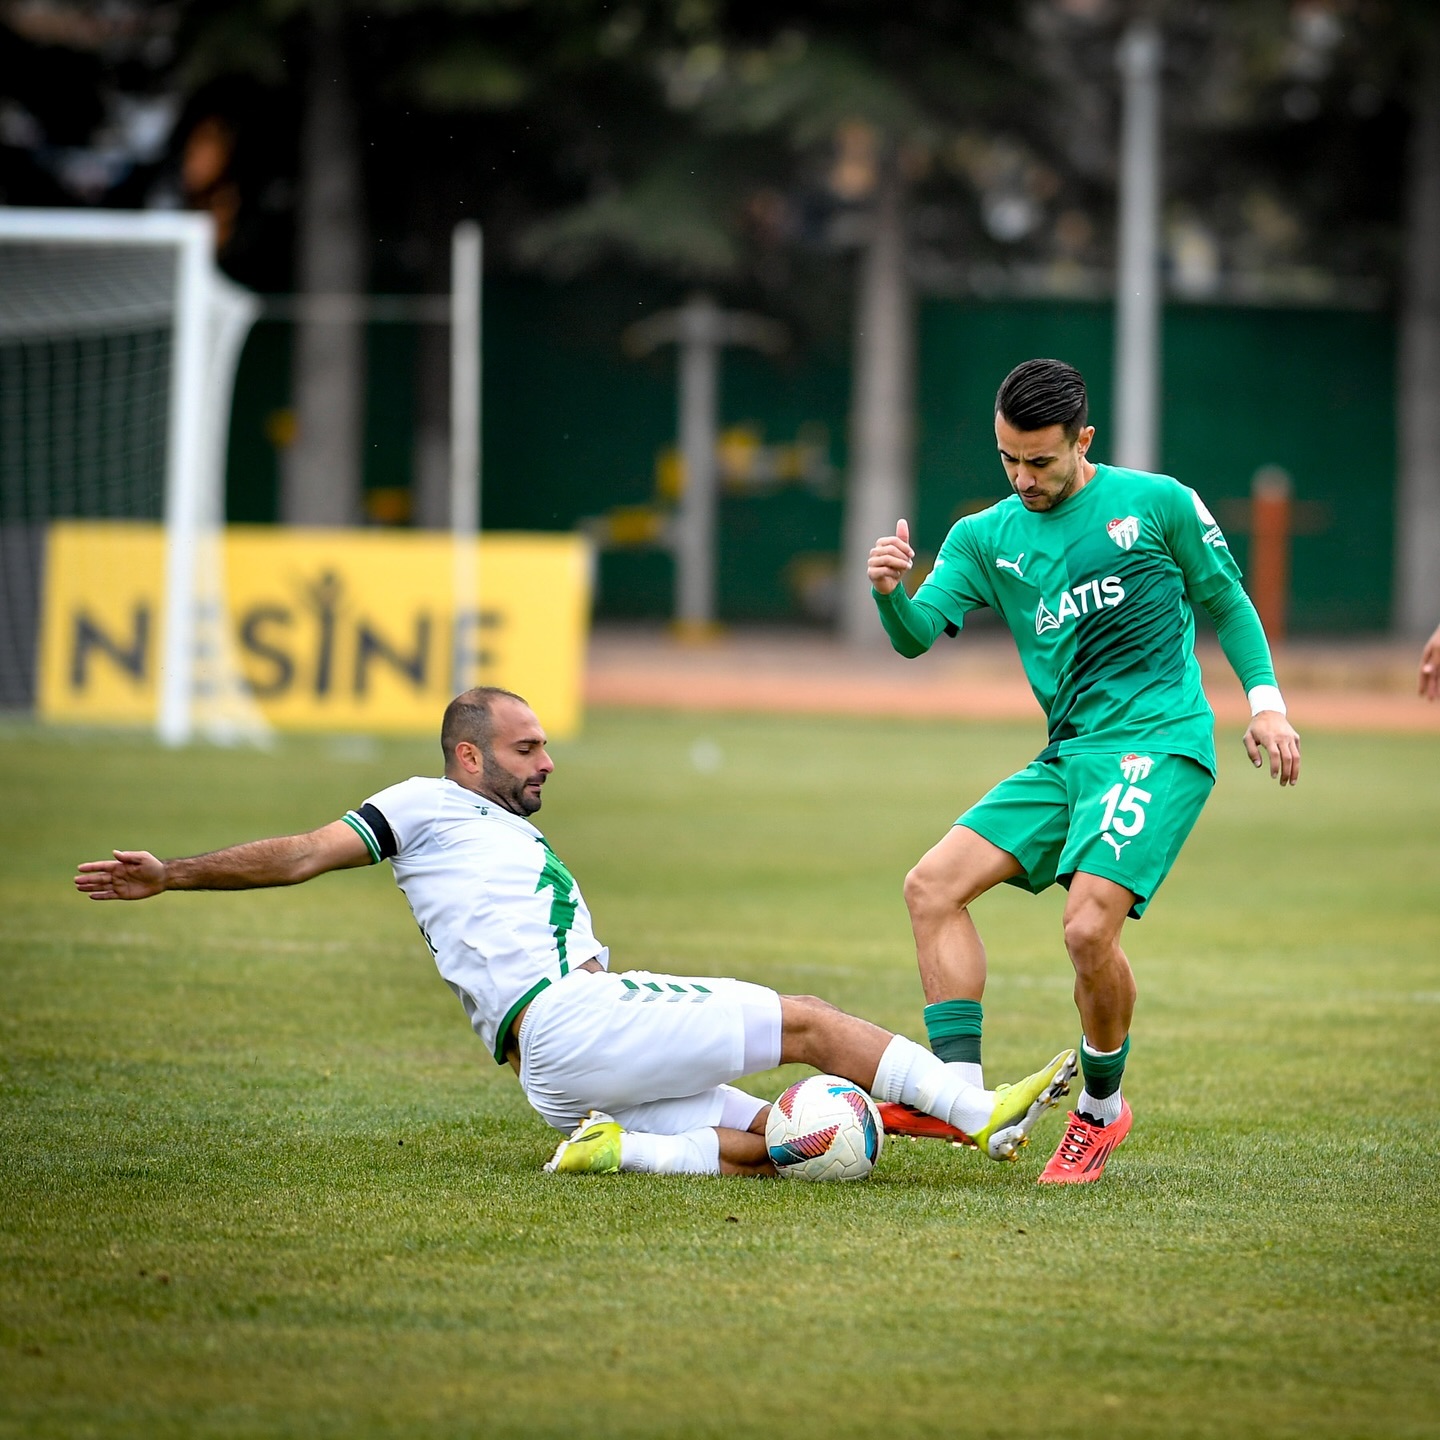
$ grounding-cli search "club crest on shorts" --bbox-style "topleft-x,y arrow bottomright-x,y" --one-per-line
1120,753 -> 1154,783
1106,515 -> 1141,550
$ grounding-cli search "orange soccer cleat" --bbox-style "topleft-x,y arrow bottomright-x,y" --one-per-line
1037,1100 -> 1133,1184
876,1102 -> 976,1147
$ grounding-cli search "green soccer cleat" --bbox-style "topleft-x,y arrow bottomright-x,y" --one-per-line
972,1049 -> 1078,1161
543,1111 -> 624,1175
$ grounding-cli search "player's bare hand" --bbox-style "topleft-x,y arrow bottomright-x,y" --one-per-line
1242,713 -> 1301,787
1418,623 -> 1440,700
867,518 -> 915,596
74,850 -> 167,901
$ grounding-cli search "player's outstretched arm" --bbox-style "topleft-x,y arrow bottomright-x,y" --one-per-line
74,820 -> 372,901
1418,623 -> 1440,700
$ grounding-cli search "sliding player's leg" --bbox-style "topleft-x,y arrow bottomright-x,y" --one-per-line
778,994 -> 1074,1161
529,967 -> 1073,1177
544,1000 -> 1075,1176
528,968 -> 788,1175
544,1085 -> 772,1176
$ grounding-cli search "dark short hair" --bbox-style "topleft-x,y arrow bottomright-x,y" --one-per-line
441,686 -> 528,767
996,358 -> 1089,439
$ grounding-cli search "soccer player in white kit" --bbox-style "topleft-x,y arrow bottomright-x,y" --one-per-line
75,687 -> 1076,1178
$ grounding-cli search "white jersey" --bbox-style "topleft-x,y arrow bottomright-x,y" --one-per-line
341,776 -> 607,1062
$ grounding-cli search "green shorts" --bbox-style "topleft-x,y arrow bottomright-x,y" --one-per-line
957,750 -> 1214,918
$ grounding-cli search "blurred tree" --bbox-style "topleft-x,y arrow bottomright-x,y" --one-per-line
1017,1 -> 1407,299
170,0 -> 681,526
1385,4 -> 1440,635
171,0 -> 587,526
174,0 -> 370,524
0,3 -> 182,208
289,0 -> 365,525
33,0 -> 1427,630
378,0 -> 628,528
1157,0 -> 1439,636
1013,0 -> 1435,637
1399,19 -> 1440,633
519,4 -> 1028,643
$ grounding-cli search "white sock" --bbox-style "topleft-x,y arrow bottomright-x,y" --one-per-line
871,1035 -> 994,1136
1076,1089 -> 1123,1125
951,1061 -> 984,1091
618,1127 -> 722,1175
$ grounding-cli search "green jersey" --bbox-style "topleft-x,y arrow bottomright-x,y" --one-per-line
875,464 -> 1276,777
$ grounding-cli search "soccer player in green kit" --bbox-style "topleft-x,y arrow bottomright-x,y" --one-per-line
867,358 -> 1301,1183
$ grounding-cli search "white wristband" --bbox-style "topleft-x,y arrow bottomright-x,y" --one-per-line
1247,684 -> 1286,717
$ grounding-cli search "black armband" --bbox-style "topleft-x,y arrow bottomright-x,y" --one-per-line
341,804 -> 398,863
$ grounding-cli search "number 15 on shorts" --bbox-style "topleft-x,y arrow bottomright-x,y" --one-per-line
1099,781 -> 1152,841
1069,752 -> 1213,912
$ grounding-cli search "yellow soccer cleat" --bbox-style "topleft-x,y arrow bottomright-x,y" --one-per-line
973,1049 -> 1078,1161
543,1111 -> 624,1175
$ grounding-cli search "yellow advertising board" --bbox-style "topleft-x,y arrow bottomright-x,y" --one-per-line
36,522 -> 593,737
36,522 -> 166,727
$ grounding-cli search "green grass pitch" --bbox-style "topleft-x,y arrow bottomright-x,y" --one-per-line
2,710 -> 1439,1439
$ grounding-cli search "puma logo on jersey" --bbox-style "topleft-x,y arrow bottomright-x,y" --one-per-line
1120,753 -> 1154,783
1034,576 -> 1126,635
1107,516 -> 1140,549
995,553 -> 1026,578
1100,833 -> 1131,859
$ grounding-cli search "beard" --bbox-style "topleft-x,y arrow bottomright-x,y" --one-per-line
1011,456 -> 1080,510
481,752 -> 544,815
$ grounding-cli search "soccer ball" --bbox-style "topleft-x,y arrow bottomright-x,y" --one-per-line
765,1075 -> 884,1182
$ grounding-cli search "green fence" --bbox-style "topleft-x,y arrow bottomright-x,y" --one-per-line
226,282 -> 1397,632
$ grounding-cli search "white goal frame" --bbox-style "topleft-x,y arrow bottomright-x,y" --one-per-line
0,207 -> 261,744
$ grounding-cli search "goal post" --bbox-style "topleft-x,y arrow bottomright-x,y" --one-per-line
0,207 -> 267,744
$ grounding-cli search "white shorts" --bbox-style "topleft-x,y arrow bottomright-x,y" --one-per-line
516,967 -> 782,1134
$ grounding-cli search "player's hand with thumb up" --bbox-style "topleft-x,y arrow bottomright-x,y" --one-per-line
867,518 -> 915,596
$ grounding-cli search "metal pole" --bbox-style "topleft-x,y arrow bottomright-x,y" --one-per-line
450,220 -> 482,693
840,158 -> 913,647
1114,19 -> 1163,472
675,294 -> 720,633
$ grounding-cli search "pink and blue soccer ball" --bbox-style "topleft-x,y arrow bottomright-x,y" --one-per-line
765,1075 -> 884,1181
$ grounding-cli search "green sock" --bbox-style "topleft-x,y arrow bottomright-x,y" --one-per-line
923,999 -> 983,1066
1080,1035 -> 1130,1100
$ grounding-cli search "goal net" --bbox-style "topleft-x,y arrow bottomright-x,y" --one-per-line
0,209 -> 268,743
